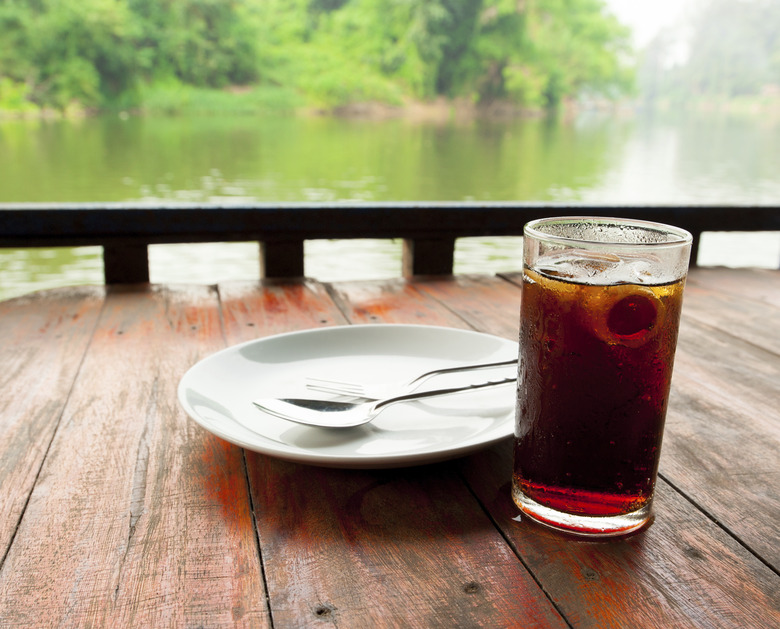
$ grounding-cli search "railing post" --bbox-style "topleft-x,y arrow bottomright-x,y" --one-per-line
689,231 -> 702,267
103,244 -> 149,284
402,238 -> 456,277
260,240 -> 305,278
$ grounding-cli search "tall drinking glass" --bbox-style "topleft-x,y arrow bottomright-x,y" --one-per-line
512,217 -> 692,537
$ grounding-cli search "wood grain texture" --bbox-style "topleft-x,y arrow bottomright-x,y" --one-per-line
0,286 -> 104,556
247,455 -> 566,628
682,269 -> 780,355
413,274 -> 522,340
460,441 -> 780,628
327,277 -> 478,328
1,269 -> 778,628
500,266 -> 780,569
220,278 -> 565,627
661,314 -> 780,570
218,278 -> 347,341
438,270 -> 780,625
0,285 -> 269,628
687,266 -> 780,309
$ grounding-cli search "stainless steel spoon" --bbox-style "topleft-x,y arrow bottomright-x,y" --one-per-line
253,377 -> 515,428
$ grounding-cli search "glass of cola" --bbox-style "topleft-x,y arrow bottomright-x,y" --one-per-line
512,216 -> 692,537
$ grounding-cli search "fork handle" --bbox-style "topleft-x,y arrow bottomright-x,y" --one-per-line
373,377 -> 516,411
307,358 -> 518,397
406,358 -> 517,389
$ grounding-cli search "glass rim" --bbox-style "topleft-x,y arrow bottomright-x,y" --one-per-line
524,216 -> 693,248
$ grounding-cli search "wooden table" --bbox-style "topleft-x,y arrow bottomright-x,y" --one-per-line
1,267 -> 778,627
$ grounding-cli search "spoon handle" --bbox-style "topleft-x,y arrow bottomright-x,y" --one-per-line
373,377 -> 516,411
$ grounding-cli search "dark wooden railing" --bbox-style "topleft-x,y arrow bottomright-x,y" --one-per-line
2,202 -> 778,283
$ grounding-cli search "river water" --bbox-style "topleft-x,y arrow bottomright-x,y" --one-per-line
1,109 -> 779,300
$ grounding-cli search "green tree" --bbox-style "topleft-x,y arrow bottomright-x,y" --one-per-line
280,0 -> 632,108
463,0 -> 633,108
0,0 -> 634,112
129,0 -> 259,87
0,0 -> 136,108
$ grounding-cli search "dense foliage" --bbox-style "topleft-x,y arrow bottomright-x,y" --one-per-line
0,0 -> 633,113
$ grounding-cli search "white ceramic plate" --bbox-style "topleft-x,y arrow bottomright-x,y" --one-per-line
178,324 -> 518,468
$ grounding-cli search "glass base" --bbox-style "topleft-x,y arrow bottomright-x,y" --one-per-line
512,484 -> 652,538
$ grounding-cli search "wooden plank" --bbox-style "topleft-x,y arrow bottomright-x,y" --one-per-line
326,277 -> 477,328
682,268 -> 780,355
460,441 -> 780,628
0,286 -> 104,556
636,270 -> 780,569
424,274 -> 780,625
661,314 -> 780,570
502,266 -> 780,562
413,274 -> 523,341
0,285 -> 269,627
687,267 -> 780,308
218,278 -> 346,338
247,456 -> 566,628
219,279 -> 566,627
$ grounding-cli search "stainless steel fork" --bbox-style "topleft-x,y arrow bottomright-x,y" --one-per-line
305,358 -> 516,399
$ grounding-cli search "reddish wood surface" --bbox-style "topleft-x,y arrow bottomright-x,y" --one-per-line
0,286 -> 105,553
0,268 -> 778,627
687,266 -> 780,309
326,277 -> 477,328
460,440 -> 780,628
665,317 -> 780,569
682,273 -> 780,355
217,278 -> 563,627
0,285 -> 268,627
415,274 -> 523,340
422,270 -> 780,627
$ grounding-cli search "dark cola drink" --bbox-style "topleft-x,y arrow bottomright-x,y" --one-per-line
512,239 -> 689,537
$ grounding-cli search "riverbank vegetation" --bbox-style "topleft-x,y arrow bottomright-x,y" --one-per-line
3,0 -> 778,119
0,0 -> 634,116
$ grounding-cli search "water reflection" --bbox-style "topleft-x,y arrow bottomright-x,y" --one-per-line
1,110 -> 778,300
0,247 -> 103,299
0,113 -> 622,203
